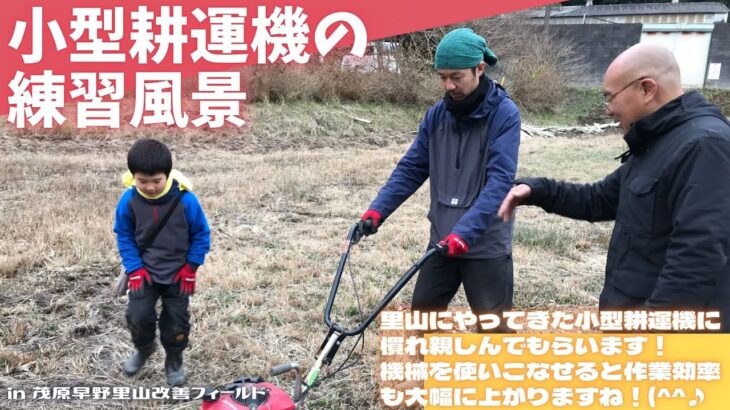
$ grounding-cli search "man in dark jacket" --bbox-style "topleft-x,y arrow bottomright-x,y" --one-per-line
357,28 -> 521,325
498,43 -> 730,330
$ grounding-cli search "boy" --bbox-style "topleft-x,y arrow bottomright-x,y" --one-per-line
114,138 -> 211,386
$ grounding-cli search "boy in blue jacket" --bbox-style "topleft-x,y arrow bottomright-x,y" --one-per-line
114,138 -> 210,385
358,29 -> 520,330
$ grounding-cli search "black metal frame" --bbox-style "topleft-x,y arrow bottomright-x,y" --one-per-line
271,222 -> 443,405
323,222 -> 441,336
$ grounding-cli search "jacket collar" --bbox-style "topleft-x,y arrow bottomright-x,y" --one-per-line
122,169 -> 194,202
443,76 -> 507,123
618,91 -> 720,162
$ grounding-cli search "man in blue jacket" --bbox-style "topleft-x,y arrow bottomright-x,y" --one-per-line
358,28 -> 521,327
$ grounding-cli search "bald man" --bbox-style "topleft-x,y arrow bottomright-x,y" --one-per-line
499,43 -> 730,331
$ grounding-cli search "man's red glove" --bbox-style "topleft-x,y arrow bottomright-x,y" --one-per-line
128,267 -> 152,296
359,209 -> 383,235
173,263 -> 197,295
439,233 -> 469,257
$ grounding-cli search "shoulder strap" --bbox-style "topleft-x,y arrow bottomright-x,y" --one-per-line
138,190 -> 186,253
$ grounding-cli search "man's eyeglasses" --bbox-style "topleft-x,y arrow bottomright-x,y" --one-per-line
603,76 -> 648,107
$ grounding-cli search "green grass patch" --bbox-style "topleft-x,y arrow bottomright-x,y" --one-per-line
269,314 -> 284,326
517,137 -> 626,182
203,288 -> 239,309
521,87 -> 605,126
345,306 -> 360,317
249,101 -> 424,139
228,313 -> 252,326
514,225 -> 575,255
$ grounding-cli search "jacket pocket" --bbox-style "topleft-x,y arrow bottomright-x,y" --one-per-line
436,189 -> 478,209
431,124 -> 487,210
623,175 -> 659,235
628,175 -> 658,195
434,148 -> 485,209
610,268 -> 658,300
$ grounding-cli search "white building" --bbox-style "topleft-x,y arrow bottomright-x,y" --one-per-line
532,2 -> 730,87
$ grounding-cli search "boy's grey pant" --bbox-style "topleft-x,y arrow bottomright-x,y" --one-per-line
411,252 -> 513,332
126,281 -> 190,353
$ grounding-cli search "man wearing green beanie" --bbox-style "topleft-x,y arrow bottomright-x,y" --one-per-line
357,28 -> 521,331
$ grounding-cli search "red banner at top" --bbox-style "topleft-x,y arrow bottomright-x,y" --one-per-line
0,0 -> 559,121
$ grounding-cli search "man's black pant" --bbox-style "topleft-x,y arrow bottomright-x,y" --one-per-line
411,252 -> 513,330
126,281 -> 190,353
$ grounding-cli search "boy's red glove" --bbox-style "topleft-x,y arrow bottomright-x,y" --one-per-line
439,233 -> 469,257
174,263 -> 197,295
128,267 -> 152,296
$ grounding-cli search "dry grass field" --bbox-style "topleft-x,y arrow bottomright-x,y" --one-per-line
0,104 -> 626,409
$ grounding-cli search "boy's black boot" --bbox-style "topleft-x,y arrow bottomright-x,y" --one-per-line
122,342 -> 156,376
165,350 -> 187,386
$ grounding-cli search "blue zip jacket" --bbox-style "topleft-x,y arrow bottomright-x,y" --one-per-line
369,80 -> 520,257
114,175 -> 211,283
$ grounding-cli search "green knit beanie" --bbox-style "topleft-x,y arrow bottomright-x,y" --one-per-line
434,28 -> 498,69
